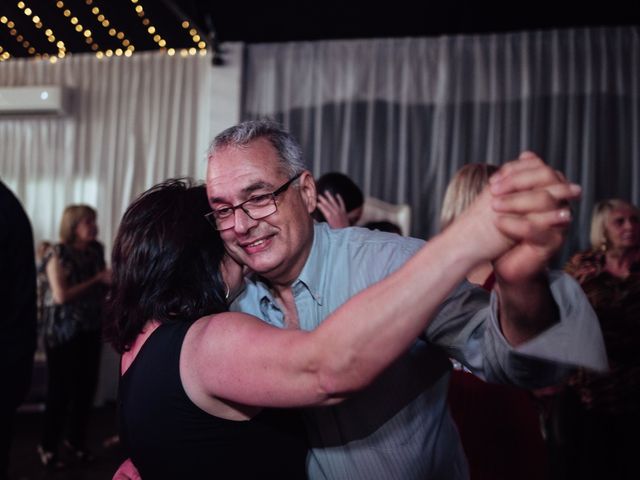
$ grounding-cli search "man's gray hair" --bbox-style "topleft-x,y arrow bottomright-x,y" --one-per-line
207,120 -> 307,177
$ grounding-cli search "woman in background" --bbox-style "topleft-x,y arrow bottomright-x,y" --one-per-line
559,198 -> 640,479
313,172 -> 364,228
440,163 -> 499,287
38,205 -> 110,469
565,198 -> 639,281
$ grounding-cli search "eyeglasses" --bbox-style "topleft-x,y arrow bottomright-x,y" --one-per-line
205,173 -> 303,231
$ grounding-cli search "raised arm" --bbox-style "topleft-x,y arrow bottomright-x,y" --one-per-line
316,191 -> 350,228
489,152 -> 582,345
185,180 -> 576,409
46,251 -> 110,304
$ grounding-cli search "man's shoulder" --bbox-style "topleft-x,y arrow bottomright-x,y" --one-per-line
322,224 -> 424,257
315,224 -> 425,287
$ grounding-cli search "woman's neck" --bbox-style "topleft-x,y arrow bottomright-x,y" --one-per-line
71,239 -> 90,251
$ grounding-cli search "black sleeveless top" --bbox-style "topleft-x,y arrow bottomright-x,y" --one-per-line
119,320 -> 308,479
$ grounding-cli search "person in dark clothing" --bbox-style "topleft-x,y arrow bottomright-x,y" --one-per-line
313,172 -> 364,228
38,204 -> 110,469
0,181 -> 37,480
553,198 -> 640,480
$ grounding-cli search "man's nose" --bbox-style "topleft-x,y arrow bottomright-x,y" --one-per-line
233,207 -> 258,234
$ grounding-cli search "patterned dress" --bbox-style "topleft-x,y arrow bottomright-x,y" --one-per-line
42,242 -> 106,347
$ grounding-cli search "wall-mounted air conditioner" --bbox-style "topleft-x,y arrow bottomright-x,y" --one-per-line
0,86 -> 69,115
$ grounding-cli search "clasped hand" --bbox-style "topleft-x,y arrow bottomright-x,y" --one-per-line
488,151 -> 581,283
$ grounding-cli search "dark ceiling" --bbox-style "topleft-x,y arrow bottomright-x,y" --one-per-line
0,0 -> 637,61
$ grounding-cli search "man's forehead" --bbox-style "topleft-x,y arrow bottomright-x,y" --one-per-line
206,146 -> 284,200
209,140 -> 279,171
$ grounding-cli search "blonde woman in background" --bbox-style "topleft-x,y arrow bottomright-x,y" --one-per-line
558,199 -> 640,480
565,198 -> 640,281
38,205 -> 111,469
441,163 -> 499,287
441,163 -> 549,480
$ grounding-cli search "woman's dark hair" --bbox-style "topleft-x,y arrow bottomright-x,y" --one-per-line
313,172 -> 364,222
363,220 -> 402,235
104,178 -> 228,354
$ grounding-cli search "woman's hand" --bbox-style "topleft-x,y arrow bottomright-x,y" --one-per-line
489,152 -> 581,283
316,192 -> 350,228
96,268 -> 112,285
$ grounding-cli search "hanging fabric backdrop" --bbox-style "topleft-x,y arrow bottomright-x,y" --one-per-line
0,48 -> 242,256
0,47 -> 242,404
243,27 -> 639,262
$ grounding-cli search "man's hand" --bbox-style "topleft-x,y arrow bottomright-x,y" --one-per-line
113,458 -> 141,480
489,152 -> 581,283
317,192 -> 350,228
486,152 -> 582,345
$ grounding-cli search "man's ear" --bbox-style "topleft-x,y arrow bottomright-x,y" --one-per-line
298,171 -> 317,214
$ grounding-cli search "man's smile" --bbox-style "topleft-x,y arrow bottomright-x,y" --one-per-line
240,234 -> 274,254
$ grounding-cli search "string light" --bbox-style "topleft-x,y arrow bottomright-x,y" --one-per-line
84,0 -> 135,57
0,45 -> 11,62
181,19 -> 207,54
3,8 -> 35,56
129,1 -> 170,51
18,2 -> 67,58
15,1 -> 65,58
1,3 -> 214,61
11,3 -> 46,57
54,0 -> 98,55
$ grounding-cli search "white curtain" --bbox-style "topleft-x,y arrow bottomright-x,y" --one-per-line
0,47 -> 242,403
0,47 -> 242,256
243,27 -> 640,261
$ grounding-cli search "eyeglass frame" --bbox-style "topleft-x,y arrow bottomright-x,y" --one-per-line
205,172 -> 303,231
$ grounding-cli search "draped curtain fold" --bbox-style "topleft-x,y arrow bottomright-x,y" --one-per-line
243,27 -> 639,261
0,50 -> 235,256
0,49 -> 242,403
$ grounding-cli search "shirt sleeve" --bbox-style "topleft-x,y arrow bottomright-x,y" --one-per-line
424,271 -> 609,389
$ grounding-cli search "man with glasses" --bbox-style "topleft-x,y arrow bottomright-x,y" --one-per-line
115,120 -> 606,479
200,119 -> 606,479
205,173 -> 303,231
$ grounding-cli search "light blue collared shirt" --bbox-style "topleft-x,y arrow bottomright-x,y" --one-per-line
232,222 -> 607,480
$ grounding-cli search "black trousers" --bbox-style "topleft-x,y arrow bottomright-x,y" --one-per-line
41,331 -> 102,453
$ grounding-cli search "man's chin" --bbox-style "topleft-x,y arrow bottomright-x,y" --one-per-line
238,253 -> 276,275
247,264 -> 279,279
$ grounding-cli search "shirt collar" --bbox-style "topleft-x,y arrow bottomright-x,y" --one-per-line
295,222 -> 331,305
250,222 -> 328,306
